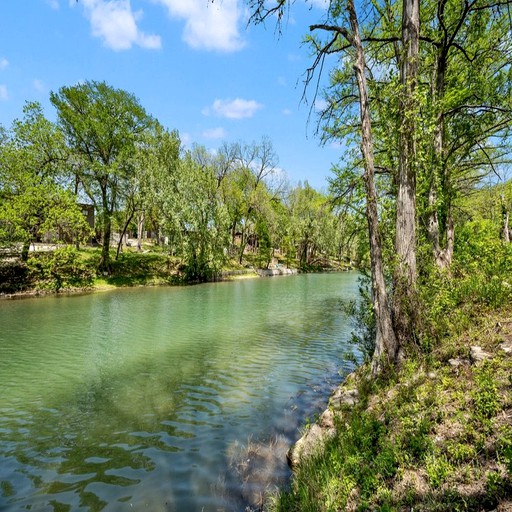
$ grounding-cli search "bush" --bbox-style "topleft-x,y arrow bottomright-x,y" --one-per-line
27,246 -> 95,291
472,360 -> 501,422
344,273 -> 376,362
0,258 -> 30,292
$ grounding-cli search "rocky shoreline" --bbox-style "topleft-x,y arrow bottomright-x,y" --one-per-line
287,371 -> 360,468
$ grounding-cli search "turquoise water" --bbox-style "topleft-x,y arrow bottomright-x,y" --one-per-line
0,272 -> 359,511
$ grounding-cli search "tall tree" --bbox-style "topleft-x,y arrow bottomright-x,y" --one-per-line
175,146 -> 230,281
50,81 -> 154,272
393,0 -> 420,348
248,0 -> 400,369
0,102 -> 89,259
232,137 -> 281,264
420,0 -> 512,269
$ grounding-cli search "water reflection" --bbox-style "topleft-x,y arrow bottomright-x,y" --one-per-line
0,273 -> 359,511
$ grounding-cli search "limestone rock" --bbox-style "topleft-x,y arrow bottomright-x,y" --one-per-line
499,340 -> 512,354
287,422 -> 335,468
330,388 -> 359,410
470,345 -> 492,363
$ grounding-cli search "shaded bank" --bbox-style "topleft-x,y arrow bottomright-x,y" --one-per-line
269,306 -> 512,511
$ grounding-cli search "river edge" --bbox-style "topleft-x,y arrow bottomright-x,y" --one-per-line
269,307 -> 512,511
0,266 -> 348,301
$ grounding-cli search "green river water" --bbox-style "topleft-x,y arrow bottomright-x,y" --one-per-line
0,272 -> 360,511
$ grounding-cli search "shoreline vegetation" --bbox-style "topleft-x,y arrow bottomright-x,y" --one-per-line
0,245 -> 352,300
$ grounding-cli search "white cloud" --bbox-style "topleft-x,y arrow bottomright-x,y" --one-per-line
82,0 -> 161,51
314,98 -> 328,111
282,108 -> 292,116
153,0 -> 245,52
204,98 -> 263,119
180,132 -> 192,148
0,85 -> 8,101
0,58 -> 8,70
202,127 -> 226,139
33,79 -> 45,92
47,0 -> 60,9
277,76 -> 287,87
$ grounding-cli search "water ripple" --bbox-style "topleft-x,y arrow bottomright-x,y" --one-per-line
0,273 -> 360,512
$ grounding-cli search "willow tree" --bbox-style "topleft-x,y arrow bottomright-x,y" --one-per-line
50,81 -> 154,272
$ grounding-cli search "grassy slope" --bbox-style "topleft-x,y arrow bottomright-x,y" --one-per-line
0,247 -> 264,295
270,306 -> 512,511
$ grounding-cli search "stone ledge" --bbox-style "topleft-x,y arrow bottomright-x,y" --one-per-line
287,376 -> 360,468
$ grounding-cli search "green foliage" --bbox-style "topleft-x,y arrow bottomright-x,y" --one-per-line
172,149 -> 230,282
288,182 -> 339,268
445,441 -> 477,464
27,246 -> 94,291
273,409 -> 399,511
344,273 -> 376,363
472,361 -> 501,422
420,216 -> 512,344
0,102 -> 91,253
0,259 -> 29,293
497,426 -> 512,475
50,80 -> 155,272
425,453 -> 453,489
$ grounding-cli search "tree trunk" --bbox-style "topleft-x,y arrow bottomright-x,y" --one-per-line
444,209 -> 454,264
347,0 -> 399,372
137,211 -> 145,251
98,183 -> 112,273
394,0 -> 419,348
99,214 -> 112,273
428,44 -> 456,270
502,196 -> 510,243
116,207 -> 135,260
238,228 -> 247,265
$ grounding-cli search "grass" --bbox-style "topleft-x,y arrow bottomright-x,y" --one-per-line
268,306 -> 512,511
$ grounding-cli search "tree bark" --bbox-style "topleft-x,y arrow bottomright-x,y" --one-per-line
502,195 -> 511,243
137,211 -> 145,251
116,207 -> 135,260
347,0 -> 399,371
98,182 -> 112,273
394,0 -> 419,348
428,46 -> 454,269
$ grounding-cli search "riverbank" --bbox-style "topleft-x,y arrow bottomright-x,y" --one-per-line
268,304 -> 512,511
0,247 -> 350,299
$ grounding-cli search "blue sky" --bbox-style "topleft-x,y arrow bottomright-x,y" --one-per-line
0,0 -> 341,190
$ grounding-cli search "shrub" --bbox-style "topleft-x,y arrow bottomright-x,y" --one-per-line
0,258 -> 30,292
27,246 -> 95,291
